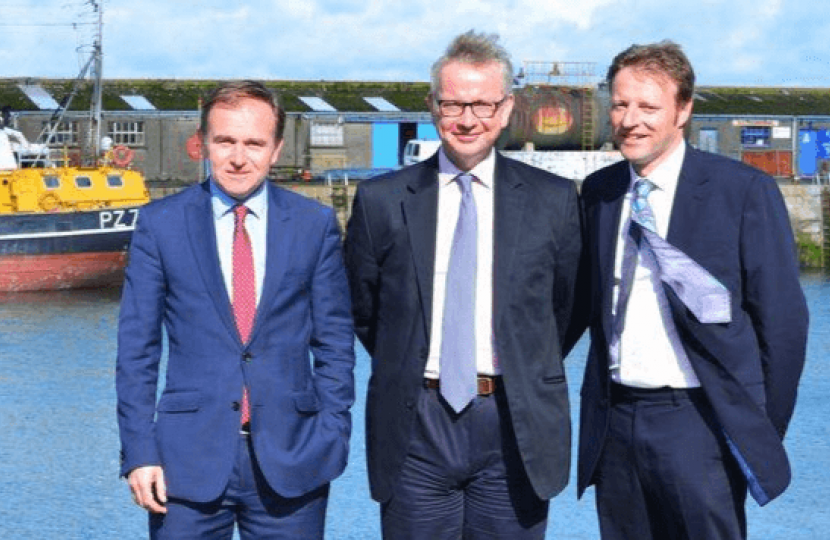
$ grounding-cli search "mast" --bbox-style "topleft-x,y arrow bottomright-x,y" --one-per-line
88,0 -> 104,162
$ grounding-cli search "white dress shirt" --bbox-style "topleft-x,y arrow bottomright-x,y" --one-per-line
210,179 -> 268,306
611,142 -> 701,388
425,148 -> 498,378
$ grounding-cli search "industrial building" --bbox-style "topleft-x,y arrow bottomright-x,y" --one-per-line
3,74 -> 830,184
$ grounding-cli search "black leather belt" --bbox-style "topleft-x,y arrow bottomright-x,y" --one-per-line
610,382 -> 703,403
424,375 -> 500,396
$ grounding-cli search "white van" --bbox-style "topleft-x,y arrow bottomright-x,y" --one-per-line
402,139 -> 441,166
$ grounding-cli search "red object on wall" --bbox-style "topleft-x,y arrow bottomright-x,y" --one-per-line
742,150 -> 793,178
186,133 -> 203,161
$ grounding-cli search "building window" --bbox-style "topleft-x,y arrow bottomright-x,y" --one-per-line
41,121 -> 79,146
109,121 -> 145,146
741,126 -> 771,147
310,123 -> 344,147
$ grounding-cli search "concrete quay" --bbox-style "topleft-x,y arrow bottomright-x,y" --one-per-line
150,181 -> 828,267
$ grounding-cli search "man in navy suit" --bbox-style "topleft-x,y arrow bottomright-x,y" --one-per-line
116,81 -> 355,539
574,41 -> 808,539
345,31 -> 582,539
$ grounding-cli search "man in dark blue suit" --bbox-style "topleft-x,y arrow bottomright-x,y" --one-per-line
345,31 -> 582,539
116,81 -> 355,539
574,41 -> 809,539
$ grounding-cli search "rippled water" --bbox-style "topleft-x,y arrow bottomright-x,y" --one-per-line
0,274 -> 827,539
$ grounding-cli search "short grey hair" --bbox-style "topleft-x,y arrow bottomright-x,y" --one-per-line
430,30 -> 514,97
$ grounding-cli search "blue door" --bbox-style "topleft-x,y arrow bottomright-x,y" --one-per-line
372,123 -> 399,168
798,129 -> 818,177
417,123 -> 438,140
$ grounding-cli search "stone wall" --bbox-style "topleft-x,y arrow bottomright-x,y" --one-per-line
150,183 -> 826,264
780,185 -> 824,244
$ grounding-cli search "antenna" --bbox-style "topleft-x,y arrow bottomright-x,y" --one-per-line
88,0 -> 104,160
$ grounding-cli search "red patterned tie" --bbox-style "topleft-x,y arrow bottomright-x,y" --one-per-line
233,205 -> 255,426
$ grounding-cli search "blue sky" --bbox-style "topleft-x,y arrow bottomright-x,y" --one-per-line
1,0 -> 826,87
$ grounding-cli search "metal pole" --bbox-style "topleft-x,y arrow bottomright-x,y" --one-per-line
89,0 -> 103,162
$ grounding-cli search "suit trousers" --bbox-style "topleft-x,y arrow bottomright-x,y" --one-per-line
150,435 -> 329,540
381,383 -> 548,540
594,383 -> 747,540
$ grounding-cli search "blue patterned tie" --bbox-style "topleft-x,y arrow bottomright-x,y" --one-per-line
630,179 -> 731,324
611,178 -> 731,367
440,174 -> 478,413
631,178 -> 657,232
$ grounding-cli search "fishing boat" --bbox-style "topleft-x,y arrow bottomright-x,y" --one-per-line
0,1 -> 149,292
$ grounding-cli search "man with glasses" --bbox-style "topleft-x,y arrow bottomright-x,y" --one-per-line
345,31 -> 582,539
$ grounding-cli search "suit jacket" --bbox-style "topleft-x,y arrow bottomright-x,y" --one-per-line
116,180 -> 355,502
576,145 -> 809,504
345,153 -> 582,502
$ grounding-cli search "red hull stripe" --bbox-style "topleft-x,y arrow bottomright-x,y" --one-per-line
0,252 -> 127,292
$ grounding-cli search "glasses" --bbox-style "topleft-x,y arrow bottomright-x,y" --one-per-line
436,96 -> 507,119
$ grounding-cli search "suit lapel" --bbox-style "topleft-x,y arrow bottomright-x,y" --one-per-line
402,159 -> 439,338
186,182 -> 238,341
253,183 -> 291,342
492,155 -> 527,332
594,164 -> 629,343
667,146 -> 709,249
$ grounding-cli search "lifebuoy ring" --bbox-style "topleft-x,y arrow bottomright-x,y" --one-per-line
111,145 -> 135,167
39,192 -> 61,212
186,133 -> 203,161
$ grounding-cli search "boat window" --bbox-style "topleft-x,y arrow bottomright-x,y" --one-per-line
75,176 -> 93,188
43,175 -> 60,189
107,174 -> 124,188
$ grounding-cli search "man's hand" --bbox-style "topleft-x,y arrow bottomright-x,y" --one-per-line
127,465 -> 167,514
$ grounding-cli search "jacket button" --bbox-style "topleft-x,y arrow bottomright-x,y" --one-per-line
243,352 -> 253,362
231,401 -> 240,411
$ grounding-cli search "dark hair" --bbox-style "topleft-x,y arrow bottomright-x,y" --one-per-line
430,30 -> 513,97
607,40 -> 695,105
200,80 -> 286,142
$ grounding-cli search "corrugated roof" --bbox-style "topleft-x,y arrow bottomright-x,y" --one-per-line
3,79 -> 830,117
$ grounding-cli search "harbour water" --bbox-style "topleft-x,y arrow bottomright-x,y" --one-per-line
0,273 -> 827,539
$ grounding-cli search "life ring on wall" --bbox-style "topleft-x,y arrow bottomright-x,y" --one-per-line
186,133 -> 203,161
39,192 -> 62,212
111,145 -> 135,167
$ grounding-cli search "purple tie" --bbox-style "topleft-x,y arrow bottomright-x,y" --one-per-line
440,174 -> 478,413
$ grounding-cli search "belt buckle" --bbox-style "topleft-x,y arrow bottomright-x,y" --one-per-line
477,376 -> 496,396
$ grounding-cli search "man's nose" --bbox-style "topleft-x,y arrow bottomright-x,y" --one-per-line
229,144 -> 246,164
456,105 -> 479,127
620,107 -> 639,127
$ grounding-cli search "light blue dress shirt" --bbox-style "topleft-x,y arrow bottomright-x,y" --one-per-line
209,179 -> 268,305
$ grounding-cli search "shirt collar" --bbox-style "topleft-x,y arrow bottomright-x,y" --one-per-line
209,177 -> 268,220
438,147 -> 495,189
628,141 -> 686,193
